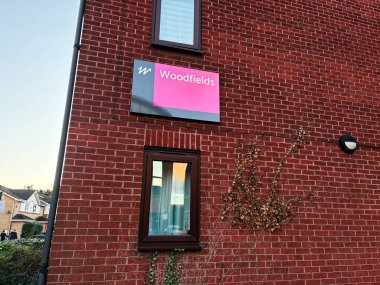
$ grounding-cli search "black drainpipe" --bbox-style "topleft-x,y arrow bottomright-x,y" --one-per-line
38,0 -> 86,284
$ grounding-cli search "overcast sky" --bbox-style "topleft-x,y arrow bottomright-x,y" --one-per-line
0,0 -> 80,190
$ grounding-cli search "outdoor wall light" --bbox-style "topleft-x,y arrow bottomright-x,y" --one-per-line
338,135 -> 357,153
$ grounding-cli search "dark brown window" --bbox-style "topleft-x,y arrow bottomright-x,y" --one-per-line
151,0 -> 202,53
138,147 -> 201,251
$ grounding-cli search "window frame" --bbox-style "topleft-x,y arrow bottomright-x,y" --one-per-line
138,147 -> 201,251
151,0 -> 202,54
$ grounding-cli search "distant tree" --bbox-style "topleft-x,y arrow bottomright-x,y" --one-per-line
23,185 -> 51,196
38,189 -> 52,196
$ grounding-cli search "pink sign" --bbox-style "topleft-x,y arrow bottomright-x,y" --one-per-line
153,63 -> 219,114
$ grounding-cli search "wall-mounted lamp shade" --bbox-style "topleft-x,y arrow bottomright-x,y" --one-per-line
339,135 -> 357,153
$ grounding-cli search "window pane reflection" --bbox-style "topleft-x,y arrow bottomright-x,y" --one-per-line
149,161 -> 191,235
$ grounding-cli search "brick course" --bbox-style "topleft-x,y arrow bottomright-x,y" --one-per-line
48,0 -> 380,284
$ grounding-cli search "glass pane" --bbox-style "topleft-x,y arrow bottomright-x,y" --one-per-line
152,161 -> 162,187
152,161 -> 162,178
159,0 -> 195,45
148,161 -> 191,236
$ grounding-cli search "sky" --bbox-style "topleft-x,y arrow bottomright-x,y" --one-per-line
0,0 -> 80,190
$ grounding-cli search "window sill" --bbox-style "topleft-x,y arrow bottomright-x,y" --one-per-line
151,42 -> 203,56
138,242 -> 202,251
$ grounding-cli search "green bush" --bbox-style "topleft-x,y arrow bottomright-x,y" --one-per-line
34,224 -> 43,237
22,222 -> 43,238
0,240 -> 43,285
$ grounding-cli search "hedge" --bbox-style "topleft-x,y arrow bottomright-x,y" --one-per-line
0,239 -> 43,285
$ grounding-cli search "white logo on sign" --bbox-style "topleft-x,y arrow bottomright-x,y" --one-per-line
138,66 -> 152,75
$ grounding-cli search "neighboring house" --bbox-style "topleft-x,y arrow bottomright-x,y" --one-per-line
0,185 -> 50,236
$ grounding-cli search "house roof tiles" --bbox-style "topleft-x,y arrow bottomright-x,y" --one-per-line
0,185 -> 51,205
0,185 -> 34,200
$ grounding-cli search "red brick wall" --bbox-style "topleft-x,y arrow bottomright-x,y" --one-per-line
48,0 -> 380,284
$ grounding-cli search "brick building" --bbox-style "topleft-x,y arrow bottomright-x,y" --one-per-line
47,0 -> 380,284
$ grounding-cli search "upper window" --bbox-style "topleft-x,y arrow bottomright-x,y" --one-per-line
138,147 -> 201,251
152,0 -> 202,53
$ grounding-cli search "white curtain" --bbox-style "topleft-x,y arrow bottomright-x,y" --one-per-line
159,162 -> 173,234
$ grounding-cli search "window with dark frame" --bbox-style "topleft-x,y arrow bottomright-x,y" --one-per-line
151,0 -> 202,53
138,147 -> 201,251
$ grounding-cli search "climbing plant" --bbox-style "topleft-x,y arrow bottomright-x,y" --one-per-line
221,126 -> 313,233
144,251 -> 158,285
144,249 -> 183,285
163,250 -> 182,285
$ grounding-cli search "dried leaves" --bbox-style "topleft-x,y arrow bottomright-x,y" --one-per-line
221,126 -> 311,233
